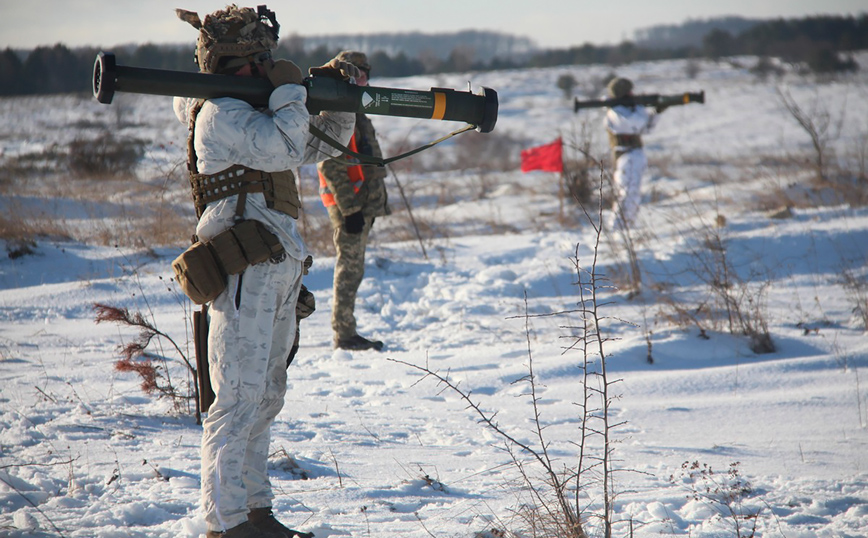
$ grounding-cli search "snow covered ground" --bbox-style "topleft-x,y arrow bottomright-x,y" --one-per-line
1,54 -> 868,537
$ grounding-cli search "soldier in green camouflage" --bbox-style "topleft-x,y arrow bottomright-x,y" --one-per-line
317,51 -> 390,351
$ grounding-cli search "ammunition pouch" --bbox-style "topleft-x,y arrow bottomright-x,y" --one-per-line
172,241 -> 225,305
608,132 -> 643,150
190,165 -> 300,219
172,219 -> 286,305
608,132 -> 643,161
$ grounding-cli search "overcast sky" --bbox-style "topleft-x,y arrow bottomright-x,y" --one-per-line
2,0 -> 866,51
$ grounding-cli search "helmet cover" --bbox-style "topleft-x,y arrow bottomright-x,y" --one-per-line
176,4 -> 280,73
607,77 -> 634,99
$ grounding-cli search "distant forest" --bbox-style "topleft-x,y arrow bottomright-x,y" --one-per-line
1,14 -> 866,96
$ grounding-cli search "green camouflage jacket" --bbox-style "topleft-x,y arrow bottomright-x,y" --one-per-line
317,113 -> 390,223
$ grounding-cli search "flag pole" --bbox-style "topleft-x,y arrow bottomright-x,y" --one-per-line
558,137 -> 565,221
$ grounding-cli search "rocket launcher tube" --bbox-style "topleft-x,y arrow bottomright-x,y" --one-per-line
574,91 -> 705,112
93,52 -> 498,133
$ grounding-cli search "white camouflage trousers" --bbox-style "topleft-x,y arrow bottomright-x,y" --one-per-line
201,256 -> 302,532
610,148 -> 648,230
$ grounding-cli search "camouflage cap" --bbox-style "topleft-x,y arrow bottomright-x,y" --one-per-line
607,77 -> 633,99
176,4 -> 280,73
335,50 -> 371,73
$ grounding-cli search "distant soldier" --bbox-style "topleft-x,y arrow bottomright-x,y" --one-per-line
317,51 -> 391,351
604,77 -> 667,229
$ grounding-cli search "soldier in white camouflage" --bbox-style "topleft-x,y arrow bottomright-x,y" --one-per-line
316,51 -> 390,351
604,76 -> 666,230
174,5 -> 358,538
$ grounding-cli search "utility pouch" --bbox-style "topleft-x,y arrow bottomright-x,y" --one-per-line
228,219 -> 284,266
173,220 -> 285,305
172,241 -> 227,305
208,227 -> 248,275
193,305 -> 215,413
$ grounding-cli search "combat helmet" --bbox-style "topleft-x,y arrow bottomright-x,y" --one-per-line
607,77 -> 633,99
334,50 -> 371,74
176,4 -> 280,74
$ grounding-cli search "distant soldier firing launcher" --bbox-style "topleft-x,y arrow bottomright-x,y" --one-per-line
584,77 -> 704,230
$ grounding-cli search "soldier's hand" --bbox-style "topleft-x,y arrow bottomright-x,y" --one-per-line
264,59 -> 303,88
343,210 -> 365,235
309,59 -> 361,81
655,104 -> 669,114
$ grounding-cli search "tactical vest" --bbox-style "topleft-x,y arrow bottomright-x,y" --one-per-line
317,134 -> 365,208
186,100 -> 301,219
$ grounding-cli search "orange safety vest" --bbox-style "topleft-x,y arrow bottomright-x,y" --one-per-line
318,134 -> 365,207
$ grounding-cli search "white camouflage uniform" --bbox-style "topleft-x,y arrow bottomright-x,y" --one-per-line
174,85 -> 354,532
605,104 -> 660,229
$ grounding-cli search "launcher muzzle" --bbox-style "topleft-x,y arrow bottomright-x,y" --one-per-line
93,52 -> 498,133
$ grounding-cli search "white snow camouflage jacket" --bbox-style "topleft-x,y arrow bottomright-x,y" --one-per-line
174,83 -> 355,261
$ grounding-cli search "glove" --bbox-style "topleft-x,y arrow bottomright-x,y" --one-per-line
309,59 -> 361,81
263,59 -> 303,88
295,285 -> 316,319
343,210 -> 365,235
655,104 -> 669,114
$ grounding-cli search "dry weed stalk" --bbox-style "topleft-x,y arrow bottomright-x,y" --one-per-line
776,87 -> 833,183
666,190 -> 775,353
93,303 -> 201,423
391,181 -> 631,538
670,461 -> 761,538
841,266 -> 868,331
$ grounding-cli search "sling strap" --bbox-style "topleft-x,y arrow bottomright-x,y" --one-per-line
307,122 -> 477,168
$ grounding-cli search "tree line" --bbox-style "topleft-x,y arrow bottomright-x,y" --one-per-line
1,14 -> 865,97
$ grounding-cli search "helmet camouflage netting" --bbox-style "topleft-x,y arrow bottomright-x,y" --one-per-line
176,4 -> 280,73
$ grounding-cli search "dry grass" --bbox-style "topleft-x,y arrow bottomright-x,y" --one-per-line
0,127 -> 197,250
1,177 -> 194,249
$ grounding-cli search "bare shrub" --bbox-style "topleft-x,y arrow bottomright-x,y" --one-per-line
67,132 -> 147,179
2,237 -> 37,259
776,86 -> 839,184
841,266 -> 868,330
750,56 -> 785,81
556,73 -> 577,99
671,198 -> 775,353
0,143 -> 69,182
563,119 -> 598,207
670,461 -> 762,538
657,295 -> 712,340
685,58 -> 702,79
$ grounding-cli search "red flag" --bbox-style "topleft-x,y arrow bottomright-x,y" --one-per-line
521,138 -> 563,173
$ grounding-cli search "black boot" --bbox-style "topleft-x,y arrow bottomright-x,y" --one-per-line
248,507 -> 314,538
206,520 -> 282,538
335,334 -> 384,351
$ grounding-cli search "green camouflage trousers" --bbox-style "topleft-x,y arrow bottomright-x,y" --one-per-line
330,213 -> 374,342
200,256 -> 302,531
